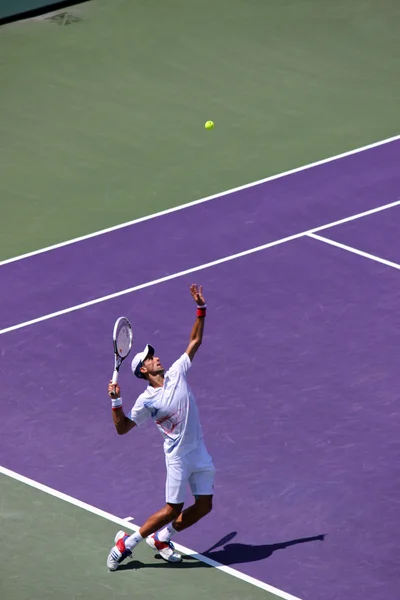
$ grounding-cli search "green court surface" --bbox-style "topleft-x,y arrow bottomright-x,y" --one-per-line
1,0 -> 399,260
0,474 -> 277,600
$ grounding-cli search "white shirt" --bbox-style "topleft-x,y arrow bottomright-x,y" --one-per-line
128,353 -> 203,460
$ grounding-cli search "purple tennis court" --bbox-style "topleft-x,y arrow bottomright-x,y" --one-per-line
1,139 -> 400,600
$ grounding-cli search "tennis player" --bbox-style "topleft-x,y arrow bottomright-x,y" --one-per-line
106,284 -> 215,570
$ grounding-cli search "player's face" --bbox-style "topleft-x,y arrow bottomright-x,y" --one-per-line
142,354 -> 164,376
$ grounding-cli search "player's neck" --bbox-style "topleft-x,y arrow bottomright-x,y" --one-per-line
148,372 -> 165,388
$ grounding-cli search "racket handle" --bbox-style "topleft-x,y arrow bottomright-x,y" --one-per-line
112,370 -> 119,385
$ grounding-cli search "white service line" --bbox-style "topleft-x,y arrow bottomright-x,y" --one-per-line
1,134 -> 399,267
308,199 -> 400,234
0,465 -> 302,600
308,233 -> 400,271
1,198 -> 400,336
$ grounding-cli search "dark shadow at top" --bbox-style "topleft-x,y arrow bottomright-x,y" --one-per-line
0,0 -> 88,27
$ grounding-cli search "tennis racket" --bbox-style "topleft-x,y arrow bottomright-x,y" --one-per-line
111,316 -> 133,384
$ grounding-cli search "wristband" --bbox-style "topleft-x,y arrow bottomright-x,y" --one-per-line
111,397 -> 123,410
197,305 -> 207,318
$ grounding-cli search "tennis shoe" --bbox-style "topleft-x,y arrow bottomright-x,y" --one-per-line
146,533 -> 182,562
107,530 -> 132,571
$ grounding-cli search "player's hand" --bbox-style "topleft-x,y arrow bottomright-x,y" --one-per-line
190,284 -> 205,306
108,380 -> 121,399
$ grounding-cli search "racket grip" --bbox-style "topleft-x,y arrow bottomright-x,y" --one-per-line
111,370 -> 119,385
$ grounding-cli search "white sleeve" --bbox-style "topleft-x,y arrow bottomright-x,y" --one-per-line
128,395 -> 152,426
169,353 -> 192,376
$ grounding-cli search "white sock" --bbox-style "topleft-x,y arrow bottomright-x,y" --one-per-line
124,531 -> 143,550
157,523 -> 178,543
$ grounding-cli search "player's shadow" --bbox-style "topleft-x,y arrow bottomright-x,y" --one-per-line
117,531 -> 325,571
200,531 -> 326,566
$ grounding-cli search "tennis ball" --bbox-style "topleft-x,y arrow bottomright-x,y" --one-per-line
205,120 -> 214,130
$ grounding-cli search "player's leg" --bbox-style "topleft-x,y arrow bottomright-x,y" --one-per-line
139,502 -> 183,537
145,455 -> 189,562
172,458 -> 214,531
173,493 -> 213,530
156,442 -> 215,543
107,458 -> 187,570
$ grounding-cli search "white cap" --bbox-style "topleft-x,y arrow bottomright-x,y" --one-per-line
131,344 -> 155,379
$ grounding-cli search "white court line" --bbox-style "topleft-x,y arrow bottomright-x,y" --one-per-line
0,134 -> 399,268
307,233 -> 400,271
1,198 -> 400,336
0,465 -> 302,600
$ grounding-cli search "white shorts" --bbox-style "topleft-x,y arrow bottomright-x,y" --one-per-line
165,441 -> 215,504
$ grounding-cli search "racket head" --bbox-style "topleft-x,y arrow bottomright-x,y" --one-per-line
113,316 -> 133,359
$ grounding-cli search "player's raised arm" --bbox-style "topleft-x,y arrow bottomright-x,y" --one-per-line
108,381 -> 136,435
185,284 -> 207,362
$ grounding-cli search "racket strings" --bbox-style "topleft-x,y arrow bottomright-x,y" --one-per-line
116,324 -> 131,358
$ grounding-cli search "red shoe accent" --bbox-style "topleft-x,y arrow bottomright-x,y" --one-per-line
152,535 -> 170,550
116,534 -> 128,552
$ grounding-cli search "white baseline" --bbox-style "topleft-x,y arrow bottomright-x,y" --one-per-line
0,465 -> 301,600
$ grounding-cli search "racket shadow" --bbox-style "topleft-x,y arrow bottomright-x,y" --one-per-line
198,531 -> 326,566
